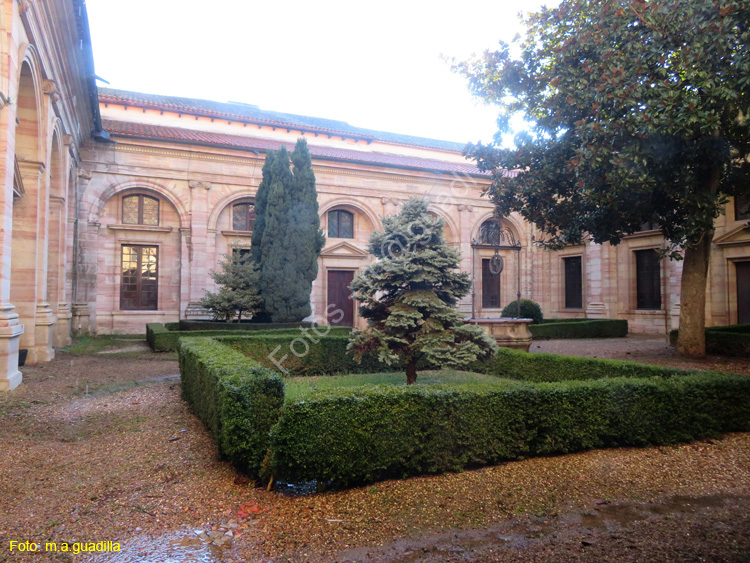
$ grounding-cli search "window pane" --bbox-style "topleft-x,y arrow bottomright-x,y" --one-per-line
480,221 -> 501,246
328,211 -> 339,238
122,196 -> 139,224
121,245 -> 158,310
142,197 -> 159,226
339,210 -> 354,238
564,256 -> 583,309
482,258 -> 501,308
233,203 -> 248,231
328,210 -> 354,238
636,249 -> 661,310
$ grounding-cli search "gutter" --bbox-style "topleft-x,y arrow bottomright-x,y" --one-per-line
75,0 -> 110,142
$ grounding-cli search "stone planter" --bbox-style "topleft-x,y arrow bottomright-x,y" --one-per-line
466,318 -> 533,352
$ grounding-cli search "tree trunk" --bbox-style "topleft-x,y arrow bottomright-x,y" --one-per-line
406,360 -> 418,385
676,230 -> 714,358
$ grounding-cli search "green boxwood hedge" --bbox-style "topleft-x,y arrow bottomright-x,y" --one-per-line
178,337 -> 284,477
669,324 -> 750,356
179,320 -> 316,331
529,319 -> 628,339
147,323 -> 351,352
178,334 -> 750,487
267,372 -> 750,485
217,333 -> 385,375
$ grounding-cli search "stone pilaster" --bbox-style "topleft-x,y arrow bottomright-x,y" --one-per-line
187,180 -> 211,313
584,241 -> 608,318
33,301 -> 54,362
457,203 -> 475,317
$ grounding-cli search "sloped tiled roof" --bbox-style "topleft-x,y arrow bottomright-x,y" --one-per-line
102,120 -> 488,177
99,88 -> 467,153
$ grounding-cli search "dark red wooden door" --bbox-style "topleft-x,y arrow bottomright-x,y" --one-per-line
327,270 -> 355,326
737,262 -> 750,325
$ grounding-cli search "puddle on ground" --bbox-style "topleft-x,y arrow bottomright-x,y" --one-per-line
84,531 -> 225,563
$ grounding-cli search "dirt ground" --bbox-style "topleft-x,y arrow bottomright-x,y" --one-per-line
0,336 -> 748,563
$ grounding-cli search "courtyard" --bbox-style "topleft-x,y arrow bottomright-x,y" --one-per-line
0,336 -> 748,562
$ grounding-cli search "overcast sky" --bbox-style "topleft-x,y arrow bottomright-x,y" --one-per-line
86,0 -> 553,145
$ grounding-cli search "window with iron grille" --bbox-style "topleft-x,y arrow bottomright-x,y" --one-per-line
122,194 -> 159,226
120,245 -> 158,310
328,210 -> 354,238
564,256 -> 583,309
635,249 -> 661,310
482,259 -> 501,308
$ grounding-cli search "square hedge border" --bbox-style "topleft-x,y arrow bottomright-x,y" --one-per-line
178,334 -> 750,487
529,319 -> 628,340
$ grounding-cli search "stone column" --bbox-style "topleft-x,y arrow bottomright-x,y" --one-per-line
585,241 -> 608,318
12,160 -> 49,362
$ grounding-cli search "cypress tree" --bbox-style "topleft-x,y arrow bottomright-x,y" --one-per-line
250,151 -> 273,265
258,140 -> 325,322
348,198 -> 497,384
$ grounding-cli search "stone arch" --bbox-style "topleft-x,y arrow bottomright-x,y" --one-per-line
426,205 -> 459,244
92,179 -> 188,228
11,49 -> 50,363
15,44 -> 45,162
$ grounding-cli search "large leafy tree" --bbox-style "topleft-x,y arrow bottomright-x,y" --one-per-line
258,140 -> 325,322
455,0 -> 750,357
348,198 -> 497,384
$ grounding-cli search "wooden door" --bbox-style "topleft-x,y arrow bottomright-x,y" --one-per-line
327,270 -> 355,326
737,262 -> 750,325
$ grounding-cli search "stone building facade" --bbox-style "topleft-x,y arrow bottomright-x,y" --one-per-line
1,0 -> 748,390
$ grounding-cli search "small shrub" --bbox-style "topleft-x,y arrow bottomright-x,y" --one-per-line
501,299 -> 543,323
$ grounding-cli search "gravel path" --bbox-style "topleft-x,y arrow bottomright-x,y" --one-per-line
0,340 -> 747,563
532,334 -> 750,374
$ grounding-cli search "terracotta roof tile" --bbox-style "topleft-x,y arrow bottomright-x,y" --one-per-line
99,88 -> 468,153
102,119 -> 488,177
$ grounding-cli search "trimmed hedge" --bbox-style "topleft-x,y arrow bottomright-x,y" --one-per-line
178,337 -> 284,478
178,334 -> 750,487
472,346 -> 699,382
669,324 -> 750,356
179,320 -> 315,331
218,333 -> 386,375
267,371 -> 750,486
147,322 -> 351,352
529,319 -> 628,340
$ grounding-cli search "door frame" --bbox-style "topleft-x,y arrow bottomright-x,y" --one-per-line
731,259 -> 750,325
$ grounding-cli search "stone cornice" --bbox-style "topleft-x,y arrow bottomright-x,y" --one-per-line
107,224 -> 173,233
90,143 -> 490,188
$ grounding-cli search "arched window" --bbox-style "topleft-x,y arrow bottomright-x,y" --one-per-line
328,209 -> 354,239
479,220 -> 502,246
122,194 -> 159,226
232,202 -> 255,232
